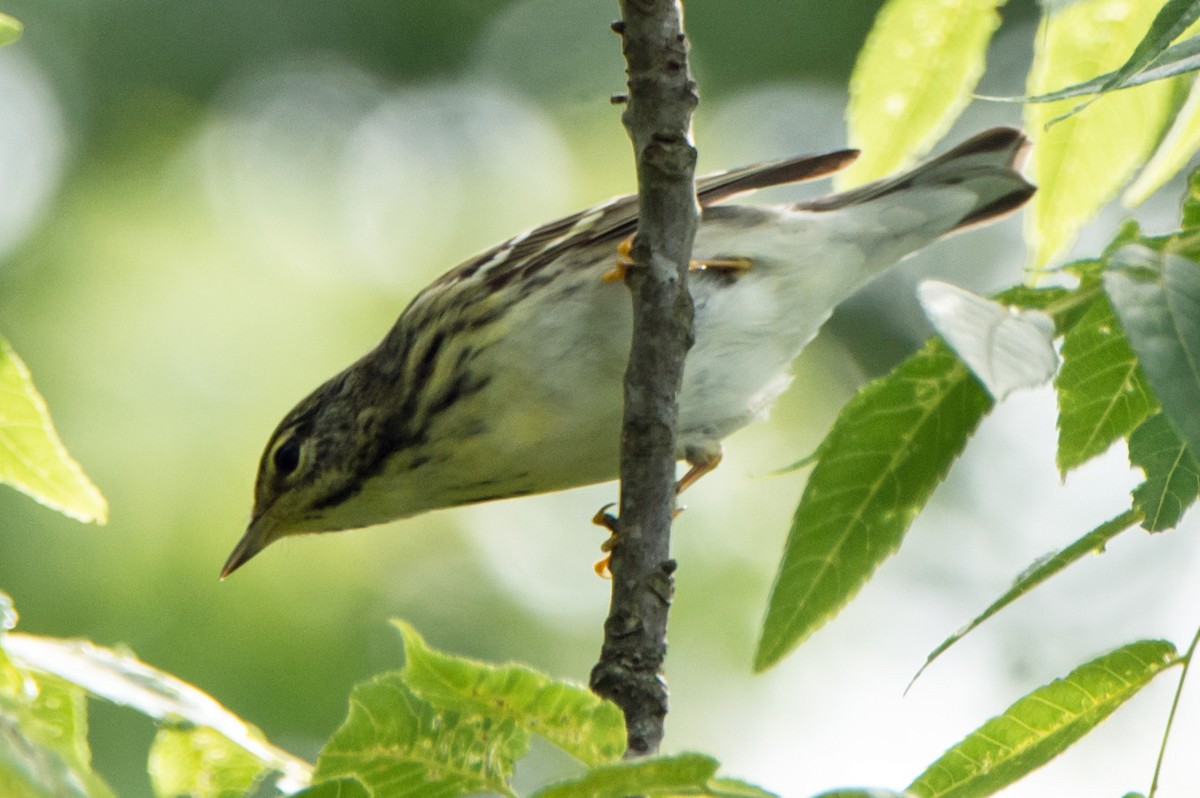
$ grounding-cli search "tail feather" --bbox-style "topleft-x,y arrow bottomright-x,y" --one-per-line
795,127 -> 1034,232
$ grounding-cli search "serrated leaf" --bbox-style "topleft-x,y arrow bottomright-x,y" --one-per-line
1129,413 -> 1200,530
0,633 -> 310,787
394,621 -> 625,766
1103,245 -> 1200,464
0,13 -> 21,47
755,339 -> 992,672
1100,0 -> 1200,95
839,0 -> 1005,187
529,753 -> 719,798
314,672 -> 525,798
917,280 -> 1059,400
1126,71 -> 1200,206
906,640 -> 1177,798
1055,293 -> 1158,473
993,33 -> 1200,104
0,338 -> 106,523
1025,0 -> 1176,270
911,509 -> 1140,687
148,726 -> 268,798
291,779 -> 371,798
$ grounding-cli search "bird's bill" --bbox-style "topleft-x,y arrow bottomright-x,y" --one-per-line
220,518 -> 273,579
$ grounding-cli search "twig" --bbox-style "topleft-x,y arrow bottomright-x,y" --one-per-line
588,0 -> 699,758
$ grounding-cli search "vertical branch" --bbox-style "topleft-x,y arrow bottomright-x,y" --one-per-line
589,0 -> 699,758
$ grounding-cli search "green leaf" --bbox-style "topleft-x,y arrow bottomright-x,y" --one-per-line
1025,0 -> 1176,270
811,791 -> 915,798
0,633 -> 311,787
0,13 -> 21,47
1103,245 -> 1200,464
1129,413 -> 1200,530
706,777 -> 781,798
1099,0 -> 1200,95
906,640 -> 1177,798
839,0 -> 1005,187
528,753 -> 720,798
0,338 -> 107,523
394,621 -> 625,766
755,339 -> 992,672
1055,293 -> 1158,473
314,672 -> 526,798
1183,165 -> 1200,228
0,646 -> 114,798
911,509 -> 1141,687
148,726 -> 268,798
1126,72 -> 1200,206
291,779 -> 371,798
991,33 -> 1200,104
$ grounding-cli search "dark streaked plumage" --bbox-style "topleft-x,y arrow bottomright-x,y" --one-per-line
222,127 -> 1033,577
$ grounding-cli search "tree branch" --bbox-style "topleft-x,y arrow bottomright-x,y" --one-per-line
589,0 -> 699,758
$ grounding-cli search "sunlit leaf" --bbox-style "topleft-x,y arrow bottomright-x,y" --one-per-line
811,791 -> 915,798
1099,0 -> 1200,95
0,13 -> 21,47
1103,245 -> 1200,464
394,621 -> 625,766
907,640 -> 1177,798
706,777 -> 781,798
911,509 -> 1140,687
314,672 -> 526,798
0,338 -> 107,523
148,726 -> 268,798
917,280 -> 1058,400
1025,0 -> 1175,270
529,753 -> 720,798
1055,293 -> 1158,474
1182,166 -> 1200,228
0,633 -> 311,788
993,33 -> 1200,103
1126,73 -> 1200,205
755,339 -> 992,672
0,646 -> 114,798
840,0 -> 1005,187
290,779 -> 370,798
1129,413 -> 1200,530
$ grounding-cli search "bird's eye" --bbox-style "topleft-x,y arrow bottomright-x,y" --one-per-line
272,437 -> 303,478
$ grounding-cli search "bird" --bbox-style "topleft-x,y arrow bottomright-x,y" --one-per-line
221,126 -> 1033,577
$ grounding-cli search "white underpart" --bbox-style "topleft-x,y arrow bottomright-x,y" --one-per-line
386,182 -> 984,513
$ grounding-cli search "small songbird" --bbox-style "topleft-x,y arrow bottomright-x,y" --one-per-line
221,127 -> 1033,577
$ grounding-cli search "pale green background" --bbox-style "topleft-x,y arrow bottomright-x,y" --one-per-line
3,1 -> 1198,796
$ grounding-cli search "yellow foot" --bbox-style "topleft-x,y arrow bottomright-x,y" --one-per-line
604,236 -> 753,283
602,237 -> 636,282
592,503 -> 619,578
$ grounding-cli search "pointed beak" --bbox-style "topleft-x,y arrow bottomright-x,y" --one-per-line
220,516 -> 273,579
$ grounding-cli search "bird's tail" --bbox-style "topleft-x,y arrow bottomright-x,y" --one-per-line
795,127 -> 1034,233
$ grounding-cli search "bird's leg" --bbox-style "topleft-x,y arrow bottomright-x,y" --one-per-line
592,444 -> 723,577
602,236 -> 638,283
603,235 -> 752,282
677,442 -> 723,495
592,503 -> 620,578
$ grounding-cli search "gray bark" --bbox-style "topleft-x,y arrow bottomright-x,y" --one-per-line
588,0 -> 699,758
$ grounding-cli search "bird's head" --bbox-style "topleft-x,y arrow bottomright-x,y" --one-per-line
221,368 -> 410,577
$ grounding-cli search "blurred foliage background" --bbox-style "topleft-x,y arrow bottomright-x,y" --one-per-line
3,0 -> 1200,795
